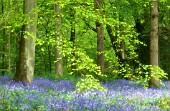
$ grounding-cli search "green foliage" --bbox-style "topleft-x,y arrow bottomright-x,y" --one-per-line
70,48 -> 102,75
0,87 -> 13,110
0,86 -> 25,110
0,0 -> 170,85
150,66 -> 168,81
76,74 -> 107,92
0,86 -> 46,111
35,71 -> 81,85
124,65 -> 168,88
157,96 -> 170,110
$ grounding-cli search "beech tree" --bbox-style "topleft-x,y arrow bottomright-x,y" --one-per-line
7,0 -> 11,72
55,1 -> 63,76
149,0 -> 160,88
13,0 -> 37,83
94,0 -> 104,74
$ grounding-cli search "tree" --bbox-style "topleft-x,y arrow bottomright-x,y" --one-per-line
1,0 -> 167,84
94,0 -> 104,74
106,24 -> 126,67
1,0 -> 6,76
149,0 -> 160,88
55,1 -> 63,76
7,0 -> 11,72
70,1 -> 76,73
36,1 -> 55,73
159,0 -> 170,80
13,0 -> 37,83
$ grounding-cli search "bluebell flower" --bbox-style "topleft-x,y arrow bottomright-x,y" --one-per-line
0,76 -> 170,110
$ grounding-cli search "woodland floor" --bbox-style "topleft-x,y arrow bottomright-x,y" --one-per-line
0,76 -> 170,111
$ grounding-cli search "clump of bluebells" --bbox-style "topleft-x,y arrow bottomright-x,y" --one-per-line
0,76 -> 170,111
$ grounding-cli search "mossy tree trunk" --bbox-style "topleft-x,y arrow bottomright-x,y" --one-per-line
13,0 -> 37,84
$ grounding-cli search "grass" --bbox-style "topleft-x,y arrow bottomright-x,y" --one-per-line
0,76 -> 170,111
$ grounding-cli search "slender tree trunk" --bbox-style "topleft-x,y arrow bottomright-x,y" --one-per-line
1,0 -> 5,76
120,41 -> 125,62
106,24 -> 125,64
13,0 -> 37,84
1,29 -> 5,76
70,5 -> 76,73
117,15 -> 126,64
47,43 -> 52,72
149,0 -> 160,88
43,54 -> 47,72
54,2 -> 63,76
7,32 -> 10,73
94,0 -> 104,74
45,28 -> 52,72
8,0 -> 11,72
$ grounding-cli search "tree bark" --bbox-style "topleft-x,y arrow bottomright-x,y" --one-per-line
149,0 -> 160,88
8,0 -> 11,72
8,28 -> 11,71
47,37 -> 52,72
55,2 -> 63,76
94,0 -> 104,74
13,0 -> 37,84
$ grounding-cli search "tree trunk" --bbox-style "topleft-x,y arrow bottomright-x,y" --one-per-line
149,0 -> 160,88
106,24 -> 125,64
47,42 -> 52,72
13,0 -> 37,84
8,0 -> 11,72
45,28 -> 52,72
94,0 -> 104,74
1,29 -> 5,76
70,5 -> 76,73
55,2 -> 63,76
8,28 -> 11,72
1,0 -> 5,76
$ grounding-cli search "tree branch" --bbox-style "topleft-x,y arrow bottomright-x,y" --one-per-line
84,20 -> 97,32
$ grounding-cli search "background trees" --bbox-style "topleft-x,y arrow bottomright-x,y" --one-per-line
0,0 -> 169,87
